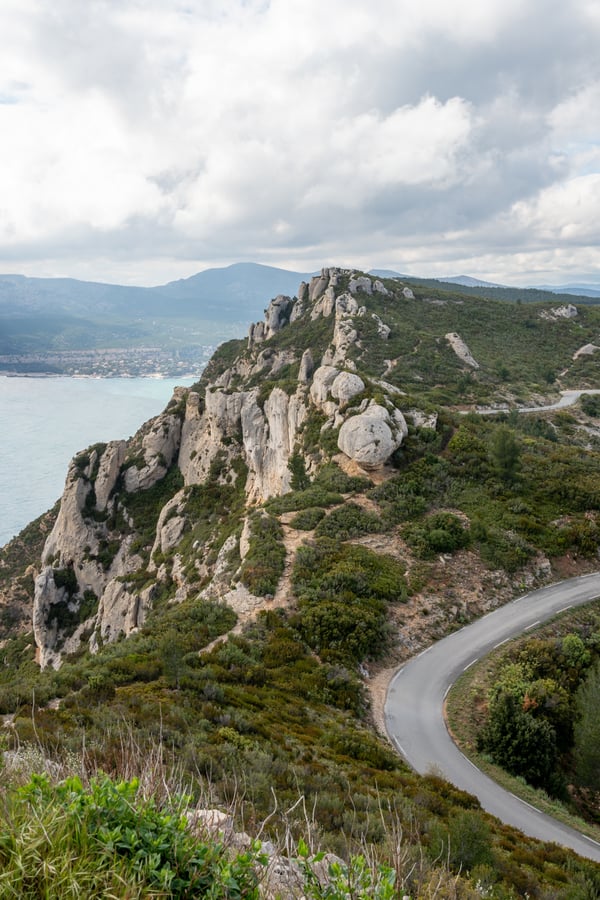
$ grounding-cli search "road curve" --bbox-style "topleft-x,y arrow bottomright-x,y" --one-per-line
470,388 -> 600,416
384,573 -> 600,862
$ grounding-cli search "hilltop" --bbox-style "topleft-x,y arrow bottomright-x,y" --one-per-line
3,268 -> 600,894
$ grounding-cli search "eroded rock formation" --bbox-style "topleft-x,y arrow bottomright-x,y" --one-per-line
33,268 -> 416,667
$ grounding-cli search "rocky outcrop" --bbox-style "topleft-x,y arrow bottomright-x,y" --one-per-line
149,490 -> 187,567
298,348 -> 314,383
310,285 -> 336,320
574,343 -> 600,359
123,412 -> 182,493
540,304 -> 578,321
248,295 -> 294,344
337,402 -> 408,469
90,579 -> 153,651
371,313 -> 391,339
445,332 -> 480,369
321,293 -> 364,367
95,441 -> 127,510
330,371 -> 365,405
32,568 -> 72,669
179,389 -> 245,485
242,388 -> 307,502
32,267 -> 418,667
349,275 -> 373,295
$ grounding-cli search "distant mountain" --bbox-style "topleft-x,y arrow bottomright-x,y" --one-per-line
0,263 -> 314,359
438,275 -> 505,288
0,263 -> 312,321
368,268 -> 408,279
151,262 -> 312,319
534,283 -> 600,299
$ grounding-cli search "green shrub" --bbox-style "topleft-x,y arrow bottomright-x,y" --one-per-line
240,513 -> 286,596
290,507 -> 326,530
581,393 -> 600,417
266,487 -> 343,515
476,691 -> 560,792
292,540 -> 406,663
313,462 -> 372,494
314,503 -> 382,540
403,512 -> 470,558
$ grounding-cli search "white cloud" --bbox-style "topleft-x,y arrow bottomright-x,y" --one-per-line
512,174 -> 600,242
0,0 -> 599,285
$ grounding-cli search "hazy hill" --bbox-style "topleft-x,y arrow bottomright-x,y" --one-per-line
0,262 -> 312,359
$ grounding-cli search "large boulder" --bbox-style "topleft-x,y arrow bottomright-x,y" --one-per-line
338,403 -> 407,469
330,372 -> 365,404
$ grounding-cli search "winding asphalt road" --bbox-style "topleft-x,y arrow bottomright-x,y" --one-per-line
471,388 -> 600,416
384,573 -> 600,862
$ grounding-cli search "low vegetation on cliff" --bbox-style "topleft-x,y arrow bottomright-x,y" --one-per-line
3,269 -> 600,895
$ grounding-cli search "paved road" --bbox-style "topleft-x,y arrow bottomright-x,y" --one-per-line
384,573 -> 600,862
471,388 -> 600,416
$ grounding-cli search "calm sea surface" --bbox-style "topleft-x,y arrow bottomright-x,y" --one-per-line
0,375 -> 195,548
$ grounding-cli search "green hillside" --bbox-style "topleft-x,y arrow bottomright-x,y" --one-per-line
2,268 -> 600,896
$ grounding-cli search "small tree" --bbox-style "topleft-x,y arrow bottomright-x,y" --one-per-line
477,691 -> 559,790
489,425 -> 520,483
288,451 -> 310,490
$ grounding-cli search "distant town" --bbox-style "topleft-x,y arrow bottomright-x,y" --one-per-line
0,346 -> 215,378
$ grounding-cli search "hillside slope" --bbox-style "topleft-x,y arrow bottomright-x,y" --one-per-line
3,268 -> 600,894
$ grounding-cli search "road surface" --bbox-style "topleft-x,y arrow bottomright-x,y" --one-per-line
384,573 -> 600,862
471,388 -> 600,416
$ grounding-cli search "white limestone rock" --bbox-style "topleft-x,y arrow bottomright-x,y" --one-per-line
265,295 -> 293,335
239,516 -> 252,561
242,388 -> 307,502
445,332 -> 480,369
32,568 -> 71,669
179,389 -> 245,485
540,304 -> 578,321
298,348 -> 314,383
149,489 -> 187,568
309,366 -> 340,407
310,285 -> 336,320
337,403 -> 408,469
94,440 -> 127,511
42,461 -> 98,568
330,372 -> 365,405
372,313 -> 391,339
200,534 -> 240,599
92,579 -> 150,648
123,412 -> 182,492
402,287 -> 415,299
407,409 -> 439,430
574,343 -> 600,359
308,270 -> 329,302
348,276 -> 373,295
335,293 -> 360,317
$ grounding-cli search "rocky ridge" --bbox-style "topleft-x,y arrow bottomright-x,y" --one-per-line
32,268 -> 413,668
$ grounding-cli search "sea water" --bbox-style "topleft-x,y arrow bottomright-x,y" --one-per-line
0,375 -> 196,548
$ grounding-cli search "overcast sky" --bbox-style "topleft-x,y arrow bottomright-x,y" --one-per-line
1,0 -> 599,287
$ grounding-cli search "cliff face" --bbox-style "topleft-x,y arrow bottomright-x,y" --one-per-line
33,269 -> 410,668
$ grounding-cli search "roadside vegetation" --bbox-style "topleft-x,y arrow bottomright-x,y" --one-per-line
447,602 -> 600,837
